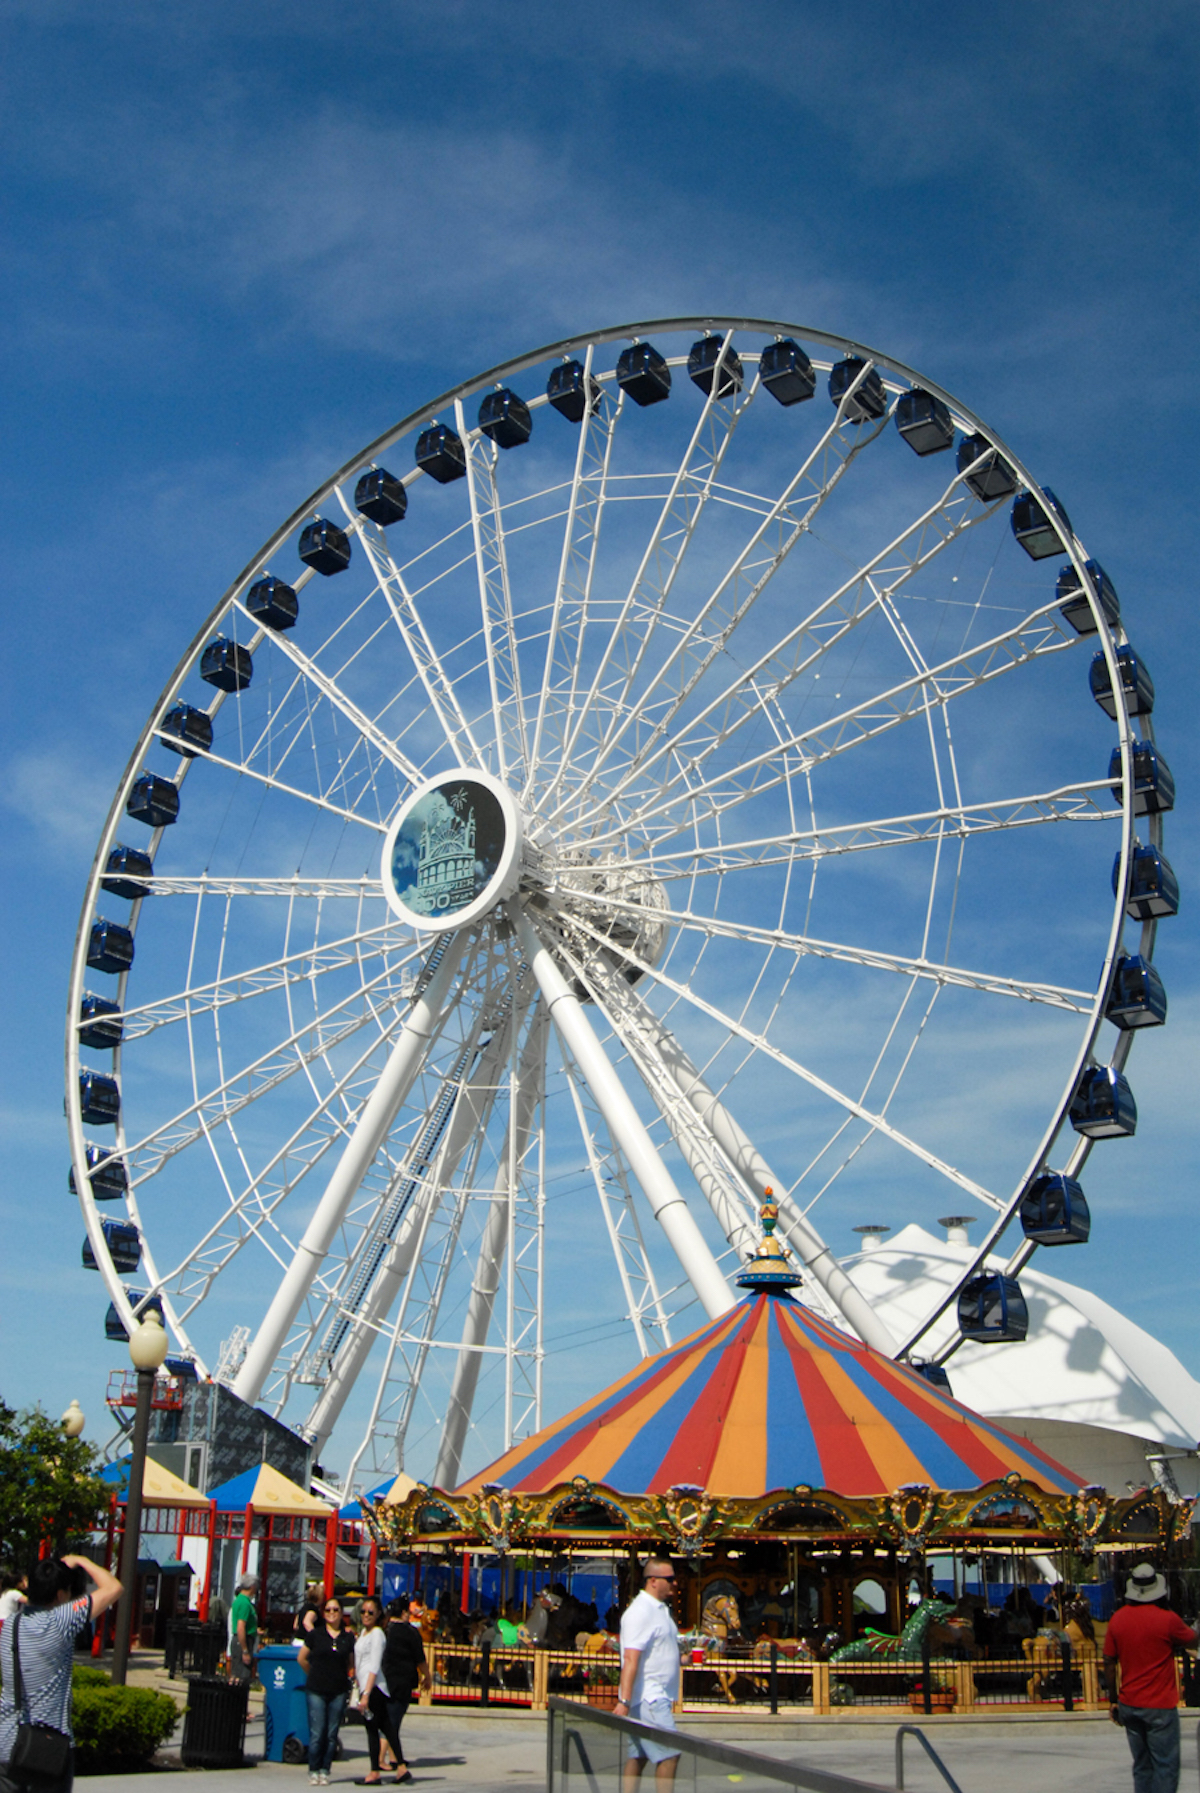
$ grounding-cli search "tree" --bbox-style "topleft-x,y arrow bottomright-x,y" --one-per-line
0,1399 -> 112,1576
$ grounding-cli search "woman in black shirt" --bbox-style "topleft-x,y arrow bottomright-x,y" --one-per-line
298,1597 -> 355,1786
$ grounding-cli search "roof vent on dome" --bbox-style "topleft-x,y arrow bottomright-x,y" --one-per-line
736,1192 -> 803,1292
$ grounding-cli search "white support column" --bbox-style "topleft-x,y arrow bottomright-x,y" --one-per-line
233,933 -> 467,1406
646,1019 -> 897,1354
516,909 -> 734,1322
433,1005 -> 547,1485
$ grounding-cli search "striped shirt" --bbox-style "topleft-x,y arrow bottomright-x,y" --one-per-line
0,1597 -> 92,1763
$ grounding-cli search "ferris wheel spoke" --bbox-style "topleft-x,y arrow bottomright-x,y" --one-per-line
573,448 -> 996,835
114,920 -> 411,1039
550,884 -> 1094,1013
558,370 -> 896,824
164,737 -> 388,832
548,333 -> 758,807
555,902 -> 1004,1214
602,780 -> 1117,881
141,875 -> 381,898
528,344 -> 620,794
120,955 -> 413,1182
558,1043 -> 674,1360
340,492 -> 488,771
454,398 -> 530,782
230,592 -> 422,787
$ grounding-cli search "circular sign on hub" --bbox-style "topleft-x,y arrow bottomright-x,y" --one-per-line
381,771 -> 523,933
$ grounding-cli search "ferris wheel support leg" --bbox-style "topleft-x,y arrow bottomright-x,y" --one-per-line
232,933 -> 468,1408
434,1006 -> 549,1488
305,1005 -> 528,1456
516,908 -> 735,1323
644,1017 -> 897,1355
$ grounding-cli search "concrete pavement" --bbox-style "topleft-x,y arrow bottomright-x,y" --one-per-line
78,1704 -> 1200,1793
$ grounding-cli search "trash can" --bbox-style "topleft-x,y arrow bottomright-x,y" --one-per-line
180,1676 -> 248,1768
259,1642 -> 309,1763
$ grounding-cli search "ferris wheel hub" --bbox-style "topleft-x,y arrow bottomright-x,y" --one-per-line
381,769 -> 525,933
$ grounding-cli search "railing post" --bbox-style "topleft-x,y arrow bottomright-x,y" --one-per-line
922,1630 -> 932,1715
769,1642 -> 779,1715
480,1640 -> 491,1708
812,1661 -> 831,1715
953,1660 -> 974,1711
1062,1641 -> 1074,1712
1081,1652 -> 1100,1708
533,1648 -> 549,1711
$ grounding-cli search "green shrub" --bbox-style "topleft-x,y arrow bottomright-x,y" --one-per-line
71,1665 -> 111,1689
73,1683 -> 179,1774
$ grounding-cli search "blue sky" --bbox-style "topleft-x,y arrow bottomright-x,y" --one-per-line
2,1 -> 1198,1478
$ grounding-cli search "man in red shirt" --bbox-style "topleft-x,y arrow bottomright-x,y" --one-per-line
1103,1562 -> 1196,1793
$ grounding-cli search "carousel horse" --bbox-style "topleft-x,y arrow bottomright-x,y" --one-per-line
697,1593 -> 745,1704
829,1597 -> 976,1664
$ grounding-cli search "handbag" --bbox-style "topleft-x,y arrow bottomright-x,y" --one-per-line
8,1611 -> 72,1785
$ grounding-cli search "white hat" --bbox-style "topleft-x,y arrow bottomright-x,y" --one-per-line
1125,1563 -> 1167,1604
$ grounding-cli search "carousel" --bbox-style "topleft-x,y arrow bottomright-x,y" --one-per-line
366,1208 -> 1193,1707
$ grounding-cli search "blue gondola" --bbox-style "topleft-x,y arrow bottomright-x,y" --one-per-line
200,636 -> 252,692
688,336 -> 743,399
1108,740 -> 1175,816
957,432 -> 1017,501
912,1361 -> 953,1394
958,1274 -> 1028,1342
1070,1066 -> 1137,1138
617,342 -> 671,408
1105,954 -> 1168,1029
829,357 -> 887,421
1011,488 -> 1072,560
79,992 -> 123,1050
161,703 -> 213,757
479,388 -> 533,448
101,844 -> 154,902
79,1070 -> 120,1126
895,389 -> 954,456
354,468 -> 408,526
69,1146 -> 128,1202
165,1356 -> 198,1380
1089,646 -> 1155,719
546,359 -> 600,422
246,575 -> 299,630
299,518 -> 352,576
126,772 -> 179,829
83,1220 -> 141,1274
415,423 -> 467,483
87,918 -> 134,976
104,1290 -> 163,1340
759,338 -> 816,406
1115,843 -> 1180,921
1019,1174 -> 1090,1245
1057,560 -> 1121,636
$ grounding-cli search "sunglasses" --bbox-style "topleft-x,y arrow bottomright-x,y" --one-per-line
324,1605 -> 342,1612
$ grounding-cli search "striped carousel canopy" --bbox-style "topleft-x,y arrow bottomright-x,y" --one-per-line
458,1292 -> 1083,1499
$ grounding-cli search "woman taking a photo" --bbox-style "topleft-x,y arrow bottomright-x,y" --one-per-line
352,1598 -> 405,1787
297,1595 -> 354,1788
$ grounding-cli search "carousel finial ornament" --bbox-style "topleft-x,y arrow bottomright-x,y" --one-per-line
736,1188 -> 804,1292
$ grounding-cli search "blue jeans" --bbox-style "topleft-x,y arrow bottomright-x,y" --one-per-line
1119,1704 -> 1181,1793
307,1691 -> 346,1775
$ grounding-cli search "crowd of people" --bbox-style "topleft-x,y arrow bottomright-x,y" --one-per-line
290,1589 -> 431,1787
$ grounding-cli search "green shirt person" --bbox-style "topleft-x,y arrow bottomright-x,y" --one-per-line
228,1573 -> 260,1684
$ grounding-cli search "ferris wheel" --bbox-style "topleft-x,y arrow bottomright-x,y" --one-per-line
67,318 -> 1172,1488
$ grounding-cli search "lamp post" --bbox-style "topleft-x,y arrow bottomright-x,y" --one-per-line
61,1401 -> 85,1440
111,1313 -> 169,1685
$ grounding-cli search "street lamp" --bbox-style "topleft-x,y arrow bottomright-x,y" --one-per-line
60,1401 -> 85,1439
111,1313 -> 169,1685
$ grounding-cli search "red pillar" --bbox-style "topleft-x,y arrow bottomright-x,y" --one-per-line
240,1503 -> 255,1575
368,1537 -> 379,1599
323,1517 -> 337,1602
460,1551 -> 470,1614
199,1502 -> 217,1622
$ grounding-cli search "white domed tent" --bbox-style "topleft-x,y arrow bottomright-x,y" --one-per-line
839,1223 -> 1200,1498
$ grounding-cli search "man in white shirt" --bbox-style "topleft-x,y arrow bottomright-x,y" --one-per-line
615,1559 -> 682,1788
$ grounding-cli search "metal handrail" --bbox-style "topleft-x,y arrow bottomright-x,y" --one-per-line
895,1726 -> 966,1793
548,1696 -> 889,1793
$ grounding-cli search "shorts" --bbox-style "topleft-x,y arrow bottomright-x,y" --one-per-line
625,1694 -> 680,1764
